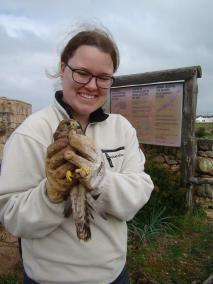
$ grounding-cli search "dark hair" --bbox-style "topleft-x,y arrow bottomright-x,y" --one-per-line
60,28 -> 120,72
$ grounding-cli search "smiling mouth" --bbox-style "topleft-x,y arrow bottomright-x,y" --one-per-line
78,92 -> 96,100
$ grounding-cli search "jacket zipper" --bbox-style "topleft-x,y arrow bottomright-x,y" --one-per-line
104,152 -> 114,168
102,147 -> 125,168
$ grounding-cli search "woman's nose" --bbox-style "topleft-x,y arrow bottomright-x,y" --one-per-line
85,77 -> 98,90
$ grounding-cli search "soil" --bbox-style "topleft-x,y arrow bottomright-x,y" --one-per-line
0,224 -> 23,279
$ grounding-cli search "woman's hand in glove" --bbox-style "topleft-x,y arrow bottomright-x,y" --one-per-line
45,137 -> 77,203
64,133 -> 105,191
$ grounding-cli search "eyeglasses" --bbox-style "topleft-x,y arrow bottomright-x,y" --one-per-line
65,63 -> 114,89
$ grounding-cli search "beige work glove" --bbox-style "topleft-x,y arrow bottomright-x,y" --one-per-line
64,132 -> 105,192
45,137 -> 77,203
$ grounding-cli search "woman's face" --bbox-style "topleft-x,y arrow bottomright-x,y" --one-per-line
61,45 -> 114,124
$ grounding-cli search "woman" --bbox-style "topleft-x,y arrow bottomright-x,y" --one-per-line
0,26 -> 153,284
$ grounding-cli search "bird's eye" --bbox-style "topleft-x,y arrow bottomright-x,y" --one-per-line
70,121 -> 77,128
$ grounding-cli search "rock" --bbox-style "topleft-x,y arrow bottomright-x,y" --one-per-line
195,184 -> 213,199
153,155 -> 165,163
205,184 -> 213,199
176,150 -> 182,160
198,140 -> 209,151
170,148 -> 178,155
203,274 -> 213,284
198,139 -> 213,151
167,159 -> 178,165
200,174 -> 213,178
205,210 -> 213,220
195,186 -> 206,197
171,164 -> 180,172
206,151 -> 213,158
163,154 -> 177,165
198,157 -> 213,175
198,151 -> 208,157
191,280 -> 202,284
162,163 -> 170,170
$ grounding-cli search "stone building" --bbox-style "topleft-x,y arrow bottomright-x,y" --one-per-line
0,97 -> 32,161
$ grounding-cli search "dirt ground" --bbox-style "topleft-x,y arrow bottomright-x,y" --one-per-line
0,224 -> 23,279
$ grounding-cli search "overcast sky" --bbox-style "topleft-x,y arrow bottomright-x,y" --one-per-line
0,0 -> 212,115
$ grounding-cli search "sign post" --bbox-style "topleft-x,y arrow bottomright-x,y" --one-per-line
110,66 -> 202,211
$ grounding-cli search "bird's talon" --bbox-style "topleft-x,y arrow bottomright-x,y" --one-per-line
66,170 -> 74,182
75,166 -> 91,178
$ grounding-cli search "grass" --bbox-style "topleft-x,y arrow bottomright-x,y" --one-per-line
0,210 -> 212,284
127,208 -> 213,284
0,273 -> 21,284
195,122 -> 213,129
128,206 -> 177,242
195,122 -> 213,138
127,136 -> 213,283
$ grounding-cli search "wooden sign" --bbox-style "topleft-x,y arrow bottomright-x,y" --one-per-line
111,82 -> 183,147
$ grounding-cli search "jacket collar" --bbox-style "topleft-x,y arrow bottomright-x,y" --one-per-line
55,90 -> 109,123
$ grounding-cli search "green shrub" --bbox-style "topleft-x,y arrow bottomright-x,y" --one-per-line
144,160 -> 186,216
128,161 -> 185,242
195,126 -> 206,137
195,122 -> 213,138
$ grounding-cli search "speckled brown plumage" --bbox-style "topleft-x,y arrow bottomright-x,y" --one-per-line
53,119 -> 92,241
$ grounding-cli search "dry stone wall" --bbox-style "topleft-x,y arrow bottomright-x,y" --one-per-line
142,140 -> 213,211
142,144 -> 181,173
0,97 -> 32,161
194,139 -> 213,209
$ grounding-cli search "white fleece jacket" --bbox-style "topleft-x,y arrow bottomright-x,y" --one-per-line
0,98 -> 153,284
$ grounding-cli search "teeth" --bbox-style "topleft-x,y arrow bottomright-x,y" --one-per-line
79,93 -> 95,99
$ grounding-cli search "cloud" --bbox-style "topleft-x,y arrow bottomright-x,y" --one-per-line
0,15 -> 58,111
0,14 -> 49,38
0,0 -> 212,114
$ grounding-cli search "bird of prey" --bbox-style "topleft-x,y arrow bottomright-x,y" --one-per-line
53,119 -> 94,241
